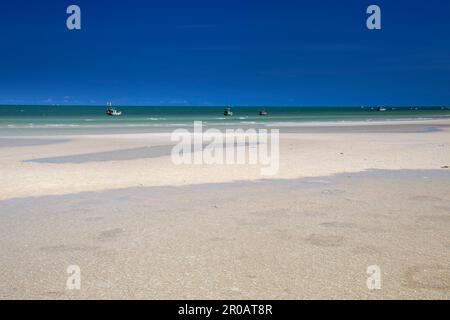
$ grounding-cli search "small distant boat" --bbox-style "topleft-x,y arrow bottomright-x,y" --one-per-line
377,107 -> 387,112
106,108 -> 122,116
224,107 -> 233,116
106,102 -> 122,116
259,110 -> 268,116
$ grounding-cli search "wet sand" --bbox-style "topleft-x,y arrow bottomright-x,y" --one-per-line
0,170 -> 449,299
0,138 -> 70,148
1,121 -> 450,200
0,119 -> 449,299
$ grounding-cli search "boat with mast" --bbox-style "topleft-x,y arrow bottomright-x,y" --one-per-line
106,102 -> 122,116
224,107 -> 233,116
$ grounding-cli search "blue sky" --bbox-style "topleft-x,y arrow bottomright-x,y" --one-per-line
0,0 -> 449,106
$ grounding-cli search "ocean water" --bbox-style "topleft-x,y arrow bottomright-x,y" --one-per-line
1,105 -> 449,127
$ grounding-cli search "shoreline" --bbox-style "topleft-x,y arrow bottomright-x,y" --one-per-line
1,118 -> 449,138
0,119 -> 449,200
2,117 -> 450,127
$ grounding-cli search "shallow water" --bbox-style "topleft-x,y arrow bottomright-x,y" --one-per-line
1,105 -> 449,129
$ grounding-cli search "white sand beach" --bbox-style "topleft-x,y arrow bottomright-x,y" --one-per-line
1,119 -> 449,201
0,119 -> 449,299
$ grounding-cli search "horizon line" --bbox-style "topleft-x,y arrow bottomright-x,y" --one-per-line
1,104 -> 449,108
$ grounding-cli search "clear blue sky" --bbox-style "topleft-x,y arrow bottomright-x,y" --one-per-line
0,0 -> 449,106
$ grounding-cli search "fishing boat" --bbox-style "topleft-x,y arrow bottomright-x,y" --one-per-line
259,110 -> 268,116
106,102 -> 122,116
224,107 -> 233,116
106,108 -> 122,116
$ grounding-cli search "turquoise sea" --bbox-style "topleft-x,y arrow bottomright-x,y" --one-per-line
1,106 -> 450,128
